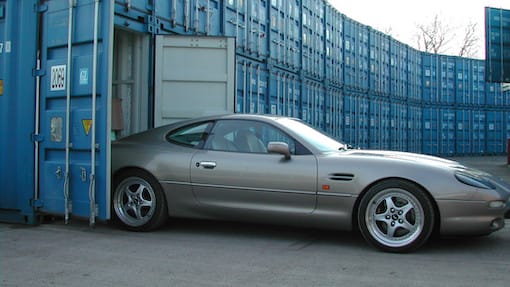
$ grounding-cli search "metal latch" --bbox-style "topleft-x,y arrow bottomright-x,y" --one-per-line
55,166 -> 62,180
31,199 -> 44,208
81,167 -> 87,182
31,133 -> 45,143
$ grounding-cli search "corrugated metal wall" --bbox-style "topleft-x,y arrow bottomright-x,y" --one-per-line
0,0 -> 38,222
116,0 -> 509,156
1,0 -> 509,224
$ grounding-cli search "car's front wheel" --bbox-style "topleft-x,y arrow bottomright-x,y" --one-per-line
112,169 -> 168,231
358,179 -> 435,253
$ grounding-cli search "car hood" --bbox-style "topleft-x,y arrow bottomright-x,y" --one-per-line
340,149 -> 510,194
342,149 -> 458,168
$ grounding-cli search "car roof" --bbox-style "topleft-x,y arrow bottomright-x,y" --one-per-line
114,114 -> 294,142
213,113 -> 289,121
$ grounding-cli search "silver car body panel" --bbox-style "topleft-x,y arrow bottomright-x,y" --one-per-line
190,150 -> 317,212
112,114 -> 510,235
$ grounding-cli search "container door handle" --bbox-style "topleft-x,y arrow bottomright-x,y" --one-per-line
196,161 -> 217,169
55,166 -> 62,179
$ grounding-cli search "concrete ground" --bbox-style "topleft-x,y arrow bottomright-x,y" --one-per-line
1,156 -> 509,287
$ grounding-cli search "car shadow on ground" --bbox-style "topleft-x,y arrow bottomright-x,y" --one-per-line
159,217 -> 368,250
13,216 -> 507,254
158,218 -> 509,254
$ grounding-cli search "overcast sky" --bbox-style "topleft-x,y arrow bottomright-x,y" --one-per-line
327,0 -> 509,59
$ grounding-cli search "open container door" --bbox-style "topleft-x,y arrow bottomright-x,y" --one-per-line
154,35 -> 236,126
0,0 -> 38,223
36,0 -> 113,224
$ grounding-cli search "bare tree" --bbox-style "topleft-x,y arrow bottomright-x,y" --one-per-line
458,21 -> 479,58
415,14 -> 453,54
414,15 -> 480,58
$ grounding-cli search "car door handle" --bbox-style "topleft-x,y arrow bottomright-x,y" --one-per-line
196,161 -> 217,169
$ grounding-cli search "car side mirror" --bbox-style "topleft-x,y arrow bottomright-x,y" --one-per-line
268,142 -> 291,160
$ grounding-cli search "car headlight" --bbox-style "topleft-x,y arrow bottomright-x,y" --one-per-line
455,172 -> 495,190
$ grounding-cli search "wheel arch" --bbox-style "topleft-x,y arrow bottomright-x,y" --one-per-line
351,177 -> 441,235
112,166 -> 159,185
110,166 -> 168,231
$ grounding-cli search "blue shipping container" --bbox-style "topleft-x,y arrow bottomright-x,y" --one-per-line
390,101 -> 408,151
268,66 -> 300,117
301,78 -> 325,129
343,93 -> 369,149
325,4 -> 343,86
236,56 -> 268,114
269,0 -> 301,69
368,29 -> 390,96
369,99 -> 390,150
456,109 -> 472,155
407,104 -> 422,153
487,111 -> 505,153
324,87 -> 344,140
0,0 -> 38,223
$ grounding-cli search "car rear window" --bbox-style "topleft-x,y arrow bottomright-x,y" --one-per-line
166,122 -> 212,148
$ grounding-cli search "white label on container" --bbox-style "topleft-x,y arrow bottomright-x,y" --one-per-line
0,41 -> 11,54
51,65 -> 66,91
50,117 -> 63,142
79,68 -> 89,85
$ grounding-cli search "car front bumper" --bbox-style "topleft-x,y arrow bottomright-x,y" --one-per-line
437,199 -> 507,236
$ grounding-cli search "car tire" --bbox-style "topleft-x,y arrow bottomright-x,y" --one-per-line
112,169 -> 168,231
358,179 -> 435,253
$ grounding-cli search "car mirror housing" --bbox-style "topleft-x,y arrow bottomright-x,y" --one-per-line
268,142 -> 291,159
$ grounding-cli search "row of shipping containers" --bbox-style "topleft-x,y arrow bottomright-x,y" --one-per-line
222,1 -> 510,155
236,55 -> 510,155
1,0 -> 510,226
221,0 -> 509,105
110,0 -> 510,155
1,0 -> 509,162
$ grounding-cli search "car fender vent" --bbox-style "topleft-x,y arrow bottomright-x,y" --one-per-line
329,173 -> 355,181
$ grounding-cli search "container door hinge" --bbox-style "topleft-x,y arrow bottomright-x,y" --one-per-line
31,133 -> 45,143
147,15 -> 161,35
31,199 -> 44,208
123,0 -> 131,11
33,68 -> 45,77
35,2 -> 48,13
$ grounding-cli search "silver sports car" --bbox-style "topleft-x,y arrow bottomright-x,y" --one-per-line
111,114 -> 510,252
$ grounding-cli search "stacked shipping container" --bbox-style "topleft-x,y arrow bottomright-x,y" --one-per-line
2,0 -> 510,226
6,0 -> 510,162
34,0 -> 508,157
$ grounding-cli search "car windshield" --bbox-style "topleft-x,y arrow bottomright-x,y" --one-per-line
277,118 -> 347,152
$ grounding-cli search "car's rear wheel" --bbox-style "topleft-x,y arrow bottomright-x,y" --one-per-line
358,179 -> 435,253
112,169 -> 168,231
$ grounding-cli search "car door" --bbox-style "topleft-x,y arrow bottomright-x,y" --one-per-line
190,119 -> 317,218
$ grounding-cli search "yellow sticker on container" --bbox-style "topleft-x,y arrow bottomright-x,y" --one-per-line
82,119 -> 92,136
0,80 -> 3,96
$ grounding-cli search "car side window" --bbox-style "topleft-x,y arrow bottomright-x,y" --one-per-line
166,122 -> 212,148
204,120 -> 298,155
203,120 -> 243,152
